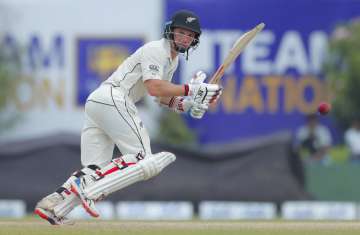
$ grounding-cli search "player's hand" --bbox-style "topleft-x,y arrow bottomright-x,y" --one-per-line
187,71 -> 222,119
190,102 -> 209,119
188,71 -> 222,104
208,88 -> 222,104
190,71 -> 207,84
176,97 -> 194,113
168,96 -> 194,113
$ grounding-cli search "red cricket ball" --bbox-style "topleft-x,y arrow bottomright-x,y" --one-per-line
318,102 -> 331,115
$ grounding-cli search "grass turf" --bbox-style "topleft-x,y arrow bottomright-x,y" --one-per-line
1,219 -> 360,235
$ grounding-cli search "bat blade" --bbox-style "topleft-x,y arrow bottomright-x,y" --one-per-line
209,22 -> 265,84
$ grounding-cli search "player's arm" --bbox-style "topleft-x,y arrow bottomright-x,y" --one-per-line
144,79 -> 188,97
145,72 -> 221,116
140,47 -> 221,116
144,75 -> 221,100
157,96 -> 172,106
144,80 -> 193,113
155,95 -> 195,113
141,46 -> 191,97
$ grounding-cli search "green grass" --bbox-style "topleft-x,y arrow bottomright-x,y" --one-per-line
329,145 -> 350,163
1,219 -> 360,235
300,145 -> 350,164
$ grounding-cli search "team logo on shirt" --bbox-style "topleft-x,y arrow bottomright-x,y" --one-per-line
75,37 -> 144,106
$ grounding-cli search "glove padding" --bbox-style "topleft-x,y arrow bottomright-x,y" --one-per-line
188,71 -> 223,119
188,71 -> 222,105
190,102 -> 208,119
190,71 -> 207,84
168,96 -> 193,113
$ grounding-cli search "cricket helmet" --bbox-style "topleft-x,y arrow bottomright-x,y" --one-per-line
164,10 -> 201,52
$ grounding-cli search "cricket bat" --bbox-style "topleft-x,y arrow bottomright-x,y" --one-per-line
209,22 -> 265,84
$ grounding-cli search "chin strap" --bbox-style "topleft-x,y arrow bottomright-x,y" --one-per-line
173,42 -> 190,60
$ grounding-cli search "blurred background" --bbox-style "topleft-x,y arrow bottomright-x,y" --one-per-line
1,0 -> 360,220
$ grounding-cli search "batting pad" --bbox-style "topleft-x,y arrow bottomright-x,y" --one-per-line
53,193 -> 80,217
53,167 -> 98,218
84,152 -> 176,200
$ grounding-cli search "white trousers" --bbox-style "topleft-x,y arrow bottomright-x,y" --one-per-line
81,84 -> 151,167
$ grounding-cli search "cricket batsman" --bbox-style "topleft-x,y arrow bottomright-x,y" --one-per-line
34,9 -> 222,225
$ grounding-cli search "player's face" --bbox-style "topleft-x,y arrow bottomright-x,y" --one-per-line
172,27 -> 196,49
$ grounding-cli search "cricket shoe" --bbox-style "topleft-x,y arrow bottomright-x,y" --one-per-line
34,192 -> 74,225
35,192 -> 63,211
70,176 -> 99,217
34,207 -> 74,225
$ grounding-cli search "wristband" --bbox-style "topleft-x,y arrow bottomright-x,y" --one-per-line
184,84 -> 190,96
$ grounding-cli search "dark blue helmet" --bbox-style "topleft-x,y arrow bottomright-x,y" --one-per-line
164,10 -> 201,53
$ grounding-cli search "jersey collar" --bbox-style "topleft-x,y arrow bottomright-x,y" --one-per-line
163,38 -> 176,62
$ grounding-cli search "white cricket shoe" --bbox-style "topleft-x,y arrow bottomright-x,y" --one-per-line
35,193 -> 74,225
35,192 -> 63,210
34,207 -> 74,225
70,177 -> 99,217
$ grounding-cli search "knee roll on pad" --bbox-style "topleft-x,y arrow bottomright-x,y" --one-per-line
139,152 -> 176,180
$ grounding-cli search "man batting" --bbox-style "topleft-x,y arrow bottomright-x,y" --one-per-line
34,9 -> 222,225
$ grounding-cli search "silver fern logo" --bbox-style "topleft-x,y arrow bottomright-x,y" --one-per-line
186,17 -> 196,23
